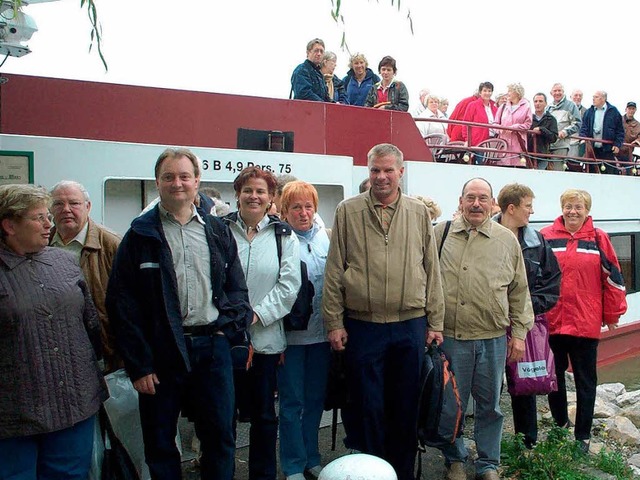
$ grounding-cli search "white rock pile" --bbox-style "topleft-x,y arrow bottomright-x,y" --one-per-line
560,380 -> 640,476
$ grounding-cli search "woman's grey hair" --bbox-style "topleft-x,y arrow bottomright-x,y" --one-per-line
323,51 -> 337,65
0,184 -> 51,239
507,82 -> 525,100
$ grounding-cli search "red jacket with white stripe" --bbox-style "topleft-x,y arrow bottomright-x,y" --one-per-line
540,216 -> 627,339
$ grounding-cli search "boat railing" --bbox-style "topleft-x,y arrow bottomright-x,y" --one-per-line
414,116 -> 639,174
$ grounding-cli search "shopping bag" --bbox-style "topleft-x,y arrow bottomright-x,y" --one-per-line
103,369 -> 182,480
506,314 -> 558,396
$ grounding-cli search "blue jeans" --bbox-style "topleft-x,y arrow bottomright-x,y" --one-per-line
440,336 -> 506,475
344,316 -> 426,480
277,342 -> 331,476
548,334 -> 598,441
247,353 -> 280,480
139,334 -> 235,480
0,415 -> 95,480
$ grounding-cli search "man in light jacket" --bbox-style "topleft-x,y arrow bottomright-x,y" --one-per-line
322,143 -> 445,480
435,178 -> 534,480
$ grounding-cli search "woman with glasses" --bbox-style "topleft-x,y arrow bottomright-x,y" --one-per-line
0,184 -> 107,479
540,189 -> 627,453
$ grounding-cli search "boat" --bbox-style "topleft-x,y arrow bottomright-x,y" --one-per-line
0,73 -> 638,366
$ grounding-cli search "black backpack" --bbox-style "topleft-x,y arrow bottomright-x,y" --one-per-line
417,341 -> 463,449
275,226 -> 315,331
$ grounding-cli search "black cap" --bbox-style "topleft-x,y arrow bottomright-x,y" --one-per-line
627,101 -> 637,108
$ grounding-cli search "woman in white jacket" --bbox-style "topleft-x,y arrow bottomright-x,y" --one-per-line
225,166 -> 301,480
277,181 -> 331,480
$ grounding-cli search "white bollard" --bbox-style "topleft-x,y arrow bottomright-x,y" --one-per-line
318,453 -> 397,480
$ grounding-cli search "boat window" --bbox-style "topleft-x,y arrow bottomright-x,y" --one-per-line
610,234 -> 636,294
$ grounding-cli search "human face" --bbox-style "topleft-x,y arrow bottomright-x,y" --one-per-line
369,154 -> 403,204
562,199 -> 588,233
284,195 -> 316,232
511,196 -> 534,228
507,89 -> 521,104
156,155 -> 200,212
323,58 -> 337,75
551,84 -> 564,103
572,90 -> 583,105
592,92 -> 606,109
238,177 -> 273,221
50,185 -> 91,242
459,179 -> 493,227
427,97 -> 439,114
480,87 -> 493,103
352,59 -> 366,77
533,95 -> 547,115
439,101 -> 448,114
626,106 -> 637,119
379,65 -> 395,84
307,43 -> 324,65
2,204 -> 52,255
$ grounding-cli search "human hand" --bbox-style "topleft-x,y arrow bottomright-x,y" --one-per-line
133,373 -> 159,395
612,146 -> 620,155
606,324 -> 618,332
558,131 -> 567,139
426,330 -> 443,346
328,328 -> 348,351
507,337 -> 525,363
252,313 -> 260,325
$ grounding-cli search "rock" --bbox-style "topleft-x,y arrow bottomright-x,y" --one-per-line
565,372 -> 576,392
568,404 -> 577,424
567,391 -> 577,403
616,390 -> 640,408
623,402 -> 640,429
597,383 -> 626,403
593,397 -> 621,418
602,416 -> 640,445
628,453 -> 640,468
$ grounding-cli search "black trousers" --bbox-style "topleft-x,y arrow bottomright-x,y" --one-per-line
548,334 -> 599,441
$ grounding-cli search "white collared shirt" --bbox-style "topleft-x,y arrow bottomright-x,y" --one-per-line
50,221 -> 89,262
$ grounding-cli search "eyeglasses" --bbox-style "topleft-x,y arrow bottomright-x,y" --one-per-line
21,213 -> 53,225
51,200 -> 86,211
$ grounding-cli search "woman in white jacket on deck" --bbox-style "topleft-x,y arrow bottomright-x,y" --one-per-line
224,166 -> 301,480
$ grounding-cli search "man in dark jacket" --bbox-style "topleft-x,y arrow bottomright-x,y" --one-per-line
528,93 -> 558,170
291,38 -> 329,102
106,147 -> 252,480
580,91 -> 625,174
495,183 -> 561,449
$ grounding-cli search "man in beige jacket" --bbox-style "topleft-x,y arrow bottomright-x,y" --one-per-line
49,180 -> 121,372
434,178 -> 534,480
322,143 -> 445,480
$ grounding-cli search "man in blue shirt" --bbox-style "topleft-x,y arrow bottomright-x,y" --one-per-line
580,91 -> 625,175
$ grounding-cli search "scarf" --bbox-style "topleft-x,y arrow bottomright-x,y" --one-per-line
324,74 -> 334,101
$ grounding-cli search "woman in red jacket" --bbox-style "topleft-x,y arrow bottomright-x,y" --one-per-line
461,81 -> 497,165
540,189 -> 627,452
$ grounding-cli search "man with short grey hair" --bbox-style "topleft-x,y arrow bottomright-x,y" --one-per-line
50,180 -> 121,371
580,90 -> 625,174
547,83 -> 582,170
323,143 -> 444,480
435,178 -> 534,480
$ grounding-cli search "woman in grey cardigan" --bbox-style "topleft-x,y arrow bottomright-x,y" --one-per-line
0,184 -> 106,479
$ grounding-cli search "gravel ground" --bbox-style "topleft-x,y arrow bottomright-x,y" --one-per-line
179,394 -> 517,479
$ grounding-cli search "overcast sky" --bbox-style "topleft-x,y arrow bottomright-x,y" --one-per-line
3,0 -> 637,112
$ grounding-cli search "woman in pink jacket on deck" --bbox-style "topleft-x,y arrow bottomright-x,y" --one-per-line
495,83 -> 532,166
